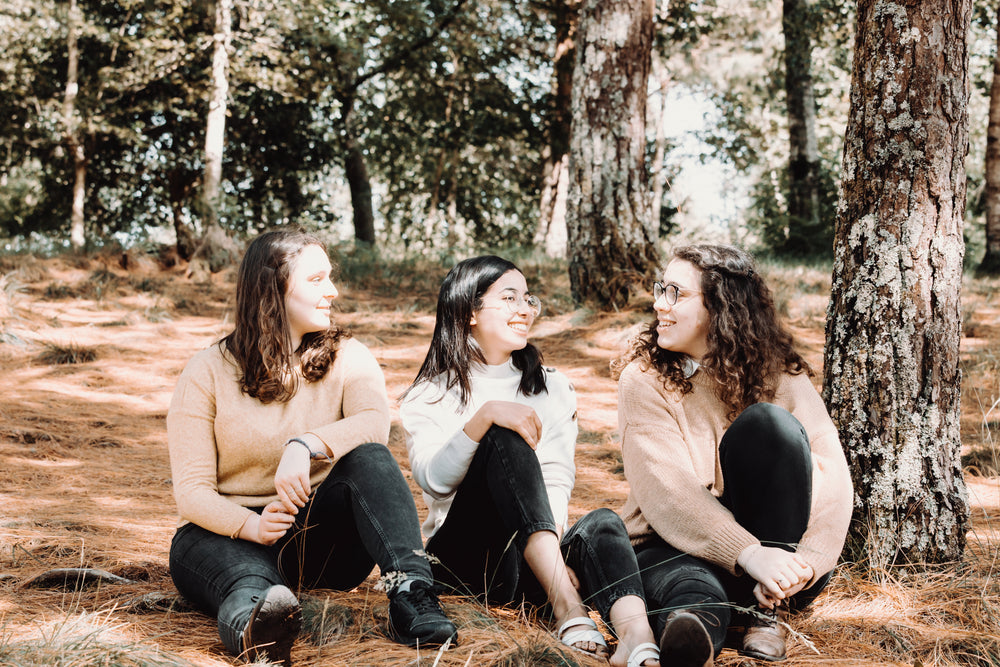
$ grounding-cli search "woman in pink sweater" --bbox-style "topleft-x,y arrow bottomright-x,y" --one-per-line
167,228 -> 455,666
616,244 -> 852,666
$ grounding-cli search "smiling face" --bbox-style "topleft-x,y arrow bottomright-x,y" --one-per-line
654,259 -> 711,361
470,269 -> 536,365
283,244 -> 338,350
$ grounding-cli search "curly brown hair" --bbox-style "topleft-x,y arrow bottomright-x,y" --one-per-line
621,244 -> 809,420
220,228 -> 347,404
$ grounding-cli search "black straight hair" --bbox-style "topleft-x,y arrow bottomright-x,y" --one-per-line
402,255 -> 546,407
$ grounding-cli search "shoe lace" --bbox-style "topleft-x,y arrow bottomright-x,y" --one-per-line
403,584 -> 444,615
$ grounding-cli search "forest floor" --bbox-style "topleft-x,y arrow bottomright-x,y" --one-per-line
0,248 -> 999,667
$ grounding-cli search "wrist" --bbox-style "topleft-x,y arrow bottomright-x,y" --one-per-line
284,437 -> 332,462
737,543 -> 762,570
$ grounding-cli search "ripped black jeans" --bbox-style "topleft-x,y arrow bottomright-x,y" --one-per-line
426,425 -> 646,621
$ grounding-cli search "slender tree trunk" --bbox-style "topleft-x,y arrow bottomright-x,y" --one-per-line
63,0 -> 86,251
201,0 -> 231,230
566,0 -> 659,309
782,0 -> 821,245
823,0 -> 970,566
981,3 -> 1000,275
536,0 -> 577,258
650,49 -> 671,237
342,96 -> 376,245
188,0 -> 236,280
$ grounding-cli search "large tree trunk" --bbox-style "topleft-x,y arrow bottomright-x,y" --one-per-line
782,0 -> 821,247
566,0 -> 659,309
63,0 -> 86,251
981,3 -> 1000,275
535,0 -> 577,258
823,0 -> 970,566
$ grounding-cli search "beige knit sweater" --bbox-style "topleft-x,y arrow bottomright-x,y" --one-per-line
617,360 -> 853,582
167,337 -> 391,538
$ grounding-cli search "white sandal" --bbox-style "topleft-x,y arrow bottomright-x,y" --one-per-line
627,641 -> 660,667
557,616 -> 609,657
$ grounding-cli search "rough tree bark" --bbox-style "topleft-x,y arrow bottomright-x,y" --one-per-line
535,0 -> 577,258
566,0 -> 659,309
63,0 -> 87,251
823,0 -> 971,565
980,3 -> 1000,275
782,0 -> 821,241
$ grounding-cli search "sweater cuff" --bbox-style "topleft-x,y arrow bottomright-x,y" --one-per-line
706,523 -> 760,575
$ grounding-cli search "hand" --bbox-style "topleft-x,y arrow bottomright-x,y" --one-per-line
738,544 -> 812,607
256,501 -> 296,545
274,442 -> 312,513
468,401 -> 543,448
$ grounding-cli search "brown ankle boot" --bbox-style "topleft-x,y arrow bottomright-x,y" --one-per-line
659,610 -> 714,667
740,603 -> 788,662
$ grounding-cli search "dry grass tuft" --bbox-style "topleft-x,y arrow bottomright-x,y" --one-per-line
35,341 -> 99,365
0,611 -> 198,666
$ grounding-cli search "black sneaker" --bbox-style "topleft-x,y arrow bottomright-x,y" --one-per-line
241,584 -> 302,666
387,580 -> 457,647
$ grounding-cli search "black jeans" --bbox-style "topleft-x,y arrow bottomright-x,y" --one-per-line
636,403 -> 830,654
169,442 -> 432,656
426,426 -> 645,622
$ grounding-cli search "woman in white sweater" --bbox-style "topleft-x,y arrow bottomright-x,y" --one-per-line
400,255 -> 660,667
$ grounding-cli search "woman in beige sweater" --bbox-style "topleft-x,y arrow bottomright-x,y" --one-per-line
616,245 -> 852,666
167,228 -> 455,666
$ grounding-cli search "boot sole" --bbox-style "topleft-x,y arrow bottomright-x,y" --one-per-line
659,611 -> 714,667
243,585 -> 302,667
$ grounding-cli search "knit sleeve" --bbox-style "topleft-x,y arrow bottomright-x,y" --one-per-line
308,339 -> 391,460
167,348 -> 254,537
618,363 -> 758,573
399,378 -> 481,499
779,373 -> 853,581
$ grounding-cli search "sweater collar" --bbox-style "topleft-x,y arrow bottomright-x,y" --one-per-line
472,358 -> 519,379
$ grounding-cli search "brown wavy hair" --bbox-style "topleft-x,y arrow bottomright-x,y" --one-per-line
220,227 -> 347,403
620,244 -> 809,420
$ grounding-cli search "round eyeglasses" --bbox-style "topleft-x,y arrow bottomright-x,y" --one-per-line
482,293 -> 542,317
653,281 -> 700,306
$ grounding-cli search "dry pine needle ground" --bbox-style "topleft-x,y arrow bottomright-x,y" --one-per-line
0,252 -> 999,666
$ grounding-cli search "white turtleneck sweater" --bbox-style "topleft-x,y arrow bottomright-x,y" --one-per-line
399,360 -> 578,539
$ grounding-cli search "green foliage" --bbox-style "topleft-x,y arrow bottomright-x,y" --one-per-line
746,161 -> 838,259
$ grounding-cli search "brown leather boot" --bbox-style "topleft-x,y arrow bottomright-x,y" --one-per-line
740,603 -> 788,662
658,610 -> 714,667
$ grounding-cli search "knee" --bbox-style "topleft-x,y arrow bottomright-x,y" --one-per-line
724,403 -> 809,463
338,442 -> 396,470
483,425 -> 534,453
574,507 -> 627,540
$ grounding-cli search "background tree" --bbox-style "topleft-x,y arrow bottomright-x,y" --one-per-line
533,0 -> 578,258
781,0 -> 821,252
566,0 -> 659,308
981,0 -> 1000,275
823,0 -> 971,565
